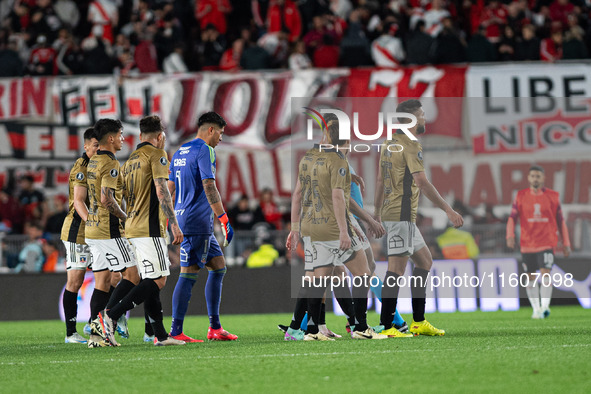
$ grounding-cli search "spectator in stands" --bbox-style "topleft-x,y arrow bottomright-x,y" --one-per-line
423,0 -> 451,37
53,0 -> 79,30
549,0 -> 575,27
313,33 -> 339,67
259,188 -> 282,229
0,36 -> 24,77
28,0 -> 62,44
466,25 -> 497,62
476,204 -> 503,225
195,0 -> 231,36
288,40 -> 311,70
18,174 -> 47,226
228,194 -> 266,231
433,16 -> 466,64
515,24 -> 540,60
563,25 -> 588,59
257,27 -> 289,67
497,25 -> 517,61
339,9 -> 372,67
4,2 -> 31,33
41,238 -> 65,272
112,33 -> 131,58
246,234 -> 279,268
219,38 -> 243,71
195,24 -> 225,70
406,20 -> 435,65
115,48 -> 139,76
87,0 -> 118,43
154,12 -> 182,68
81,24 -> 114,74
304,15 -> 331,57
241,39 -> 271,70
0,188 -> 24,233
266,0 -> 302,42
479,0 -> 508,44
134,24 -> 159,72
27,34 -> 56,75
252,0 -> 271,33
56,35 -> 83,75
15,221 -> 45,273
163,43 -> 188,73
540,25 -> 563,62
371,23 -> 405,67
44,194 -> 68,235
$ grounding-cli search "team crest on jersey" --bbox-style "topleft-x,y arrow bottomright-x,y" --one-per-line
76,172 -> 85,181
160,157 -> 167,166
338,168 -> 346,176
418,151 -> 423,161
110,169 -> 119,178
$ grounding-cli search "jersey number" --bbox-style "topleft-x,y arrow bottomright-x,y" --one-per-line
175,170 -> 182,204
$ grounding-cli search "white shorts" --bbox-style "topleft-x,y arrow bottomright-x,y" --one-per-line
63,241 -> 92,270
350,216 -> 371,251
86,237 -> 137,272
383,221 -> 427,256
303,234 -> 365,272
129,237 -> 170,279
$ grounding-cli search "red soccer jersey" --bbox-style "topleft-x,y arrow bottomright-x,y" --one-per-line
508,187 -> 567,253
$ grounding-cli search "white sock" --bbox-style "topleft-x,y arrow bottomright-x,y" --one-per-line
540,277 -> 553,310
525,284 -> 541,312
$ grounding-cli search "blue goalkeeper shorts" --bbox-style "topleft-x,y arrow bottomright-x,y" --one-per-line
180,234 -> 223,268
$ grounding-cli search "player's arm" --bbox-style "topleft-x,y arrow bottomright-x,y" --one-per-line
506,196 -> 519,249
412,171 -> 463,228
101,186 -> 127,220
350,198 -> 385,238
154,178 -> 183,245
373,161 -> 384,222
556,202 -> 571,257
332,188 -> 351,250
73,186 -> 89,221
286,178 -> 302,250
167,180 -> 175,202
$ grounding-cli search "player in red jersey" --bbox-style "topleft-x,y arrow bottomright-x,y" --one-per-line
506,165 -> 571,319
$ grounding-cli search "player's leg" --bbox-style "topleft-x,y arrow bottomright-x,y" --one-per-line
408,245 -> 444,336
170,235 -> 203,340
303,265 -> 334,341
522,253 -> 542,319
63,241 -> 90,343
106,238 -> 140,310
204,235 -> 237,341
143,307 -> 155,342
539,250 -> 554,318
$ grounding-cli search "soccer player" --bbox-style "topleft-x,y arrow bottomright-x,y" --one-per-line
168,112 -> 237,342
506,165 -> 571,319
374,99 -> 463,337
84,118 -> 139,347
286,118 -> 387,341
61,128 -> 99,344
98,115 -> 185,346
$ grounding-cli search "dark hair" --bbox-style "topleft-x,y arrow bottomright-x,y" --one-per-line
396,99 -> 422,123
529,165 -> 545,173
139,115 -> 163,135
326,118 -> 349,146
83,127 -> 96,141
20,174 -> 35,183
94,118 -> 123,143
198,112 -> 227,129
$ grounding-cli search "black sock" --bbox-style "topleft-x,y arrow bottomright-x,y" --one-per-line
334,284 -> 356,327
380,271 -> 400,329
289,285 -> 309,330
319,302 -> 326,325
90,289 -> 110,320
306,297 -> 323,334
411,267 -> 430,322
145,289 -> 168,341
352,280 -> 369,332
106,279 -> 135,310
108,279 -> 159,321
144,308 -> 154,336
63,290 -> 78,336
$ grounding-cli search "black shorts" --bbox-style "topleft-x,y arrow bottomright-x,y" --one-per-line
522,249 -> 554,273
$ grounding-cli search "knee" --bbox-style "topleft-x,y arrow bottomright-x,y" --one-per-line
122,267 -> 140,285
154,276 -> 167,289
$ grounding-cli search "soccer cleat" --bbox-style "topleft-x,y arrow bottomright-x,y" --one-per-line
409,320 -> 445,336
143,334 -> 155,343
83,323 -> 92,336
542,308 -> 551,318
372,324 -> 385,333
170,332 -> 204,343
98,310 -> 120,347
87,334 -> 108,348
531,310 -> 543,319
154,336 -> 186,346
284,327 -> 305,341
207,327 -> 238,341
351,327 -> 388,340
381,327 -> 414,338
116,315 -> 129,339
304,332 -> 335,341
319,324 -> 341,338
277,324 -> 288,333
395,321 -> 409,333
65,332 -> 87,344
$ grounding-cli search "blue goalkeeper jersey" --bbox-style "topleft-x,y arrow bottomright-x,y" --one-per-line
169,138 -> 216,235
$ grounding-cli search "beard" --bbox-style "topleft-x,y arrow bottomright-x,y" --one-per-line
416,124 -> 426,135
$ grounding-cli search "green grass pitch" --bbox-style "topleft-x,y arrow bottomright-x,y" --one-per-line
0,306 -> 589,393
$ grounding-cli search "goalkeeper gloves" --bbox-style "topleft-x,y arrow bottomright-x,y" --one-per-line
218,212 -> 234,246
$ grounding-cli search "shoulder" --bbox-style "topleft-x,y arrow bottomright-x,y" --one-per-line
545,188 -> 560,200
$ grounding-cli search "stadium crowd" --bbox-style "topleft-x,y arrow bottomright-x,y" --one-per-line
0,0 -> 590,77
